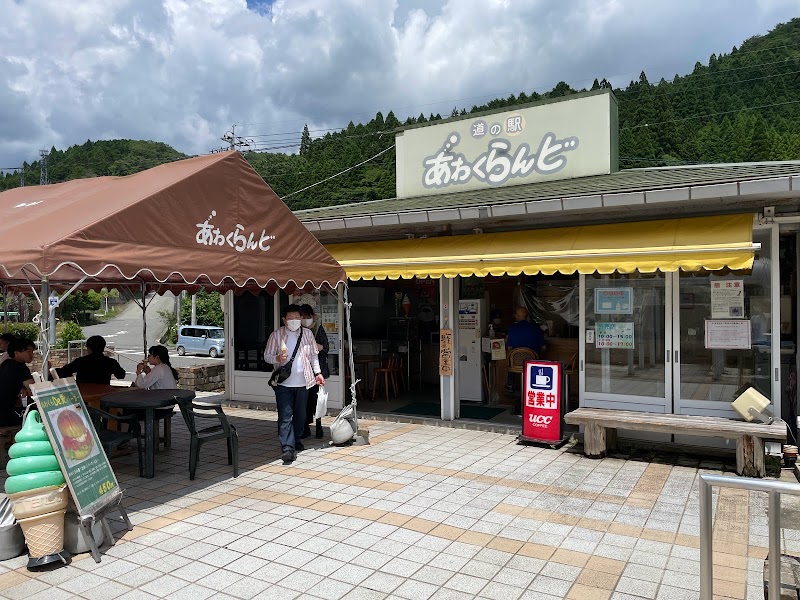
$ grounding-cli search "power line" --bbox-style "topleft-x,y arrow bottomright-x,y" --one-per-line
281,144 -> 395,200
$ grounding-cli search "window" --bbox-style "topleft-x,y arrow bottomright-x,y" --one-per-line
233,292 -> 275,371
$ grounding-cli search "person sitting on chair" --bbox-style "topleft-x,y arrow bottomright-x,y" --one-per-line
135,345 -> 178,389
0,333 -> 16,367
55,335 -> 126,384
505,306 -> 545,393
0,338 -> 35,427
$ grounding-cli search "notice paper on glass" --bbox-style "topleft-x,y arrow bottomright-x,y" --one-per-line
594,288 -> 633,315
490,338 -> 507,361
705,319 -> 751,350
710,280 -> 745,318
595,322 -> 635,349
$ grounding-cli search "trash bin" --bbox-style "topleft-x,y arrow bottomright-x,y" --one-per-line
0,496 -> 26,561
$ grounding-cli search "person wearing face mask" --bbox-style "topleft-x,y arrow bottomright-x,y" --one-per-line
264,304 -> 325,463
488,309 -> 506,338
300,304 -> 329,440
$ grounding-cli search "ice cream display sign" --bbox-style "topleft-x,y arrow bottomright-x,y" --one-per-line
31,380 -> 120,517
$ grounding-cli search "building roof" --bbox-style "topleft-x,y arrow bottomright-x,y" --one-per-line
297,161 -> 800,225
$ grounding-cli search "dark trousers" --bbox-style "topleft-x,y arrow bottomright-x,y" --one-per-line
275,385 -> 308,451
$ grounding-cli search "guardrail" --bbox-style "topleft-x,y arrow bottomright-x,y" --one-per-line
699,473 -> 800,599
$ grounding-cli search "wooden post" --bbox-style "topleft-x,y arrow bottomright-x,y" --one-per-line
584,423 -> 616,458
736,435 -> 765,477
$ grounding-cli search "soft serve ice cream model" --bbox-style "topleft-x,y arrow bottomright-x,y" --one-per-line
5,410 -> 69,567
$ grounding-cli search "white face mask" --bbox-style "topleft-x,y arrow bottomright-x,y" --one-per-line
301,318 -> 313,328
286,319 -> 301,332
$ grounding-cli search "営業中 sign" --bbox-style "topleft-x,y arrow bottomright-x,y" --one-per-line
522,360 -> 564,444
31,379 -> 121,519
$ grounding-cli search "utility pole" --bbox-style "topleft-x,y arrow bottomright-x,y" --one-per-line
215,124 -> 254,153
20,164 -> 24,187
39,150 -> 49,185
191,294 -> 197,325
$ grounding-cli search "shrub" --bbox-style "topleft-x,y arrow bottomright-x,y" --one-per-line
56,321 -> 85,349
6,322 -> 40,341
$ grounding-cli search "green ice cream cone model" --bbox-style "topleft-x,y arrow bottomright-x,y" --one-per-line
5,410 -> 68,567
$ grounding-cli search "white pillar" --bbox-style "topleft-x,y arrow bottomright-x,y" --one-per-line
440,276 -> 457,421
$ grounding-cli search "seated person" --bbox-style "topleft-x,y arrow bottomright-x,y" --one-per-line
55,335 -> 126,384
135,345 -> 178,389
0,338 -> 36,427
0,333 -> 15,366
506,305 -> 546,394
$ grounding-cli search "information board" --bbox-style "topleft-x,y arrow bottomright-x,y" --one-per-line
595,322 -> 635,349
705,319 -> 751,350
522,360 -> 564,444
594,288 -> 633,315
31,379 -> 121,519
439,329 -> 453,376
710,280 -> 744,318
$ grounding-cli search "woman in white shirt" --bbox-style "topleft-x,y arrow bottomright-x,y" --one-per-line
135,345 -> 178,389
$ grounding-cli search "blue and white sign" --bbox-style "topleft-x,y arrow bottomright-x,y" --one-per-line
594,288 -> 633,315
529,365 -> 555,390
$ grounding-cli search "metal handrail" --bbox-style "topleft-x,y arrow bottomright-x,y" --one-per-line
700,473 -> 800,600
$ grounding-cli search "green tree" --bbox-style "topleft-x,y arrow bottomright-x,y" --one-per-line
180,291 -> 223,327
299,125 -> 311,155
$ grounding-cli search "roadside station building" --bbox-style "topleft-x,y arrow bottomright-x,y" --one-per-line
224,89 -> 800,446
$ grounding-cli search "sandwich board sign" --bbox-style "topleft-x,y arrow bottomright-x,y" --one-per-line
520,360 -> 566,446
31,378 -> 121,518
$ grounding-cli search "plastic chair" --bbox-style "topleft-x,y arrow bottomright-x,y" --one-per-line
88,407 -> 144,477
177,399 -> 239,481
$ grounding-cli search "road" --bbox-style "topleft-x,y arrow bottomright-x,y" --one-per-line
82,292 -> 225,379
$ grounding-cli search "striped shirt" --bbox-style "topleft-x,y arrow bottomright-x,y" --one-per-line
264,327 -> 321,390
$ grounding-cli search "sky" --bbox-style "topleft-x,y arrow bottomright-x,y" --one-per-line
0,0 -> 798,169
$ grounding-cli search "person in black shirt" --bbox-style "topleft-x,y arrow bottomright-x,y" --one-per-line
55,335 -> 126,384
300,304 -> 329,440
0,338 -> 35,427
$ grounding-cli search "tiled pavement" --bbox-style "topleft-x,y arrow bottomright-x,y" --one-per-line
0,407 -> 791,600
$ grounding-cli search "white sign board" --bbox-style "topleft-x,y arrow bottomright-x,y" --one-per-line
595,322 -> 635,349
705,319 -> 751,350
395,90 -> 618,198
710,280 -> 745,318
595,288 -> 633,315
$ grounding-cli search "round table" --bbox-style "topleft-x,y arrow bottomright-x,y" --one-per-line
101,389 -> 195,478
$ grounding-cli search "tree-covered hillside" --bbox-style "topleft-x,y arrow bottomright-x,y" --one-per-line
4,18 -> 800,208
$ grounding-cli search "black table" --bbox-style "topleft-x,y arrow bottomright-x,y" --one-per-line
101,388 -> 195,478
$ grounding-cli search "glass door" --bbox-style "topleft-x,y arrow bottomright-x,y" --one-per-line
673,228 -> 775,419
582,273 -> 672,413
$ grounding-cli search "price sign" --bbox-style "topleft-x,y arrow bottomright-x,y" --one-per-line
31,379 -> 121,518
595,322 -> 635,349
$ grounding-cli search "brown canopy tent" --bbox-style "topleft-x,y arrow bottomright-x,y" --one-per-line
0,151 -> 347,362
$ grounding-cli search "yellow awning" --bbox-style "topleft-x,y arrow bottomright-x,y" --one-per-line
326,214 -> 756,280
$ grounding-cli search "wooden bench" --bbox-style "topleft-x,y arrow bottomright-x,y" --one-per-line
564,407 -> 786,478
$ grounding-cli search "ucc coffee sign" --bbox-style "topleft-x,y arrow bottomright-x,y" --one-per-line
395,89 -> 618,198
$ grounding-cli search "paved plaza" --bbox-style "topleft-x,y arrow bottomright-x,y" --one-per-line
0,406 -> 792,600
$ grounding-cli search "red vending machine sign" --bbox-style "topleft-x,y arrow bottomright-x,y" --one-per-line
522,360 -> 563,443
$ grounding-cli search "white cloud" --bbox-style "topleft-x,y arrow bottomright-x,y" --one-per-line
0,0 -> 797,168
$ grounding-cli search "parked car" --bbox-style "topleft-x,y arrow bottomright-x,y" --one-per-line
177,326 -> 225,358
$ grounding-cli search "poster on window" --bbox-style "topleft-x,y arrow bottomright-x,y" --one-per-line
321,304 -> 338,333
705,319 -> 751,350
710,280 -> 744,318
594,288 -> 633,315
595,322 -> 635,349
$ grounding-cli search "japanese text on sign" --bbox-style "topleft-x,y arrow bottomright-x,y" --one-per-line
522,360 -> 563,443
710,279 -> 744,319
705,319 -> 751,350
196,210 -> 276,252
439,329 -> 453,376
594,288 -> 633,315
595,322 -> 635,349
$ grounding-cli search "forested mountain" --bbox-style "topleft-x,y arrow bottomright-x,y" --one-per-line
4,19 -> 800,208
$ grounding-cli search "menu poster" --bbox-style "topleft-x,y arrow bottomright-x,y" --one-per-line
321,304 -> 339,333
31,378 -> 121,519
711,280 -> 744,318
595,288 -> 633,315
327,333 -> 340,353
439,329 -> 453,376
705,319 -> 751,350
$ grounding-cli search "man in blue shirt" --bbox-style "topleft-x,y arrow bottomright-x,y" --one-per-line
506,306 -> 545,394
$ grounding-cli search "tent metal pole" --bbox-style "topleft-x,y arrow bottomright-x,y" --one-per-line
1,284 -> 6,333
141,285 -> 147,358
40,277 -> 50,373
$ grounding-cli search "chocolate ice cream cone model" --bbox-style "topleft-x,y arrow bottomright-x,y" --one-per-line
5,410 -> 68,563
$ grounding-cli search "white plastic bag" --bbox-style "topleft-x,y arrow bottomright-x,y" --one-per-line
314,387 -> 328,420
